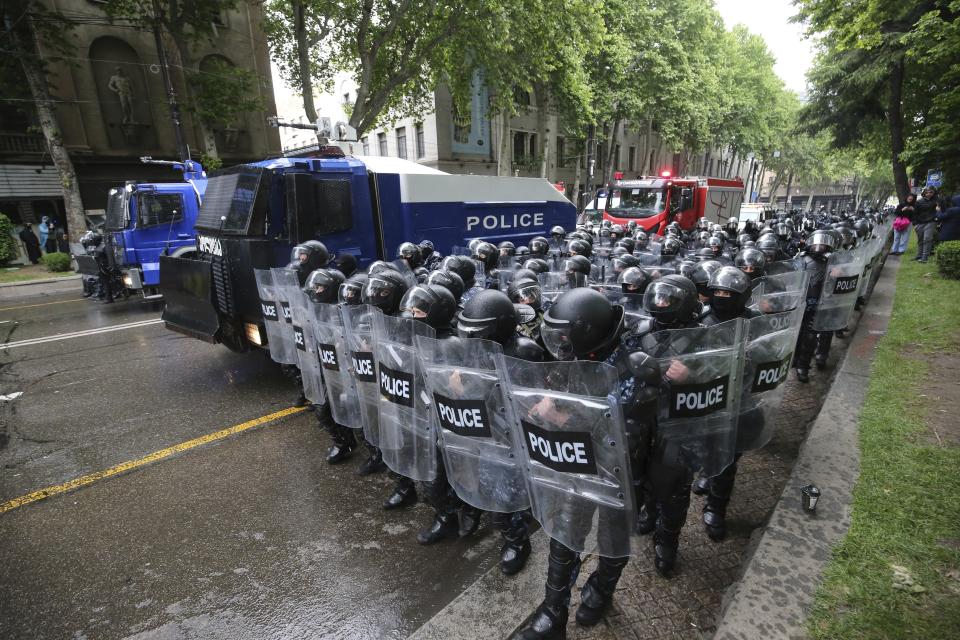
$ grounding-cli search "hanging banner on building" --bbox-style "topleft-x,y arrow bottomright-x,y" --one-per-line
450,71 -> 490,156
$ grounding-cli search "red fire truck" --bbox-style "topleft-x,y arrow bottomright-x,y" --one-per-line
602,173 -> 744,234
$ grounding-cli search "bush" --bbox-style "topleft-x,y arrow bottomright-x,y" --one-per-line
40,252 -> 72,272
0,213 -> 19,265
934,240 -> 960,279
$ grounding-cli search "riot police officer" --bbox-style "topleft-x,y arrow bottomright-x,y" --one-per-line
419,239 -> 444,271
794,230 -> 836,382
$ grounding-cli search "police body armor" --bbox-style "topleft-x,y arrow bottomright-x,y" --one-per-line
270,267 -> 302,363
372,313 -> 438,482
254,269 -> 297,365
643,318 -> 746,478
416,335 -> 530,513
285,277 -> 327,405
812,250 -> 864,331
341,304 -> 384,446
312,302 -> 362,430
501,357 -> 635,558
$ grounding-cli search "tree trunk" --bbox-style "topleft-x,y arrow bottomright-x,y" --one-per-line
603,117 -> 621,185
292,0 -> 318,122
497,111 -> 511,176
639,120 -> 651,175
535,83 -> 549,179
784,171 -> 794,209
888,55 -> 910,201
572,154 -> 582,211
14,15 -> 86,254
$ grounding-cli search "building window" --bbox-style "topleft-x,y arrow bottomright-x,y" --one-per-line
361,136 -> 369,155
396,127 -> 407,159
556,137 -> 566,168
513,88 -> 531,107
528,134 -> 537,158
342,92 -> 351,105
415,123 -> 425,158
378,132 -> 387,156
513,131 -> 526,164
628,146 -> 636,171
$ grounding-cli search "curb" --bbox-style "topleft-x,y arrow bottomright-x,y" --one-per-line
0,275 -> 82,300
711,254 -> 899,640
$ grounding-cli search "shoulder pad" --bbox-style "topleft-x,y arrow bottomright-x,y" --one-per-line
506,336 -> 544,362
627,351 -> 661,386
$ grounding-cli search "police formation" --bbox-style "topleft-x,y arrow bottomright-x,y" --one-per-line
255,208 -> 891,639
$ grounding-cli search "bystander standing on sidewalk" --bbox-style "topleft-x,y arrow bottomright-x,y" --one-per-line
912,187 -> 940,263
892,193 -> 915,255
937,194 -> 960,242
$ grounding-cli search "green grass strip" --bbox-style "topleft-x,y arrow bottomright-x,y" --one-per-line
808,237 -> 960,639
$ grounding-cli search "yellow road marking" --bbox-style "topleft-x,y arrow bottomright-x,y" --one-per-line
0,298 -> 86,312
0,406 -> 308,515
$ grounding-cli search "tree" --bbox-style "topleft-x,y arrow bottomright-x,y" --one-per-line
1,1 -> 87,253
794,0 -> 942,200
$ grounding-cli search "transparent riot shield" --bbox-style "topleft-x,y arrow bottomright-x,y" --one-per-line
287,287 -> 326,405
642,318 -> 746,477
253,269 -> 297,365
813,250 -> 864,331
748,271 -> 810,315
270,267 -> 301,362
372,313 -> 438,481
501,357 -> 635,558
416,335 -> 529,513
340,304 -> 383,445
312,302 -> 361,429
539,272 -> 571,304
737,305 -> 805,452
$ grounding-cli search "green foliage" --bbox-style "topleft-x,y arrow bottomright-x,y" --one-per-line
186,59 -> 263,127
0,213 -> 18,265
934,240 -> 960,279
40,252 -> 71,272
808,242 -> 960,640
199,153 -> 222,171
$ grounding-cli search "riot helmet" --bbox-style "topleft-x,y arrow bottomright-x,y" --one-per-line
413,267 -> 429,283
81,231 -> 102,251
612,252 -> 640,275
725,217 -> 739,234
775,223 -> 791,240
642,275 -> 699,327
611,246 -> 629,258
338,273 -> 368,305
418,239 -> 435,260
626,221 -> 638,233
707,236 -> 724,257
634,230 -> 649,249
678,259 -> 698,280
426,269 -> 465,300
615,237 -> 636,253
523,258 -> 550,274
528,236 -> 550,257
839,227 -> 856,249
755,235 -> 780,262
609,224 -> 624,241
468,238 -> 484,254
708,266 -> 752,318
541,288 -> 620,360
304,268 -> 345,304
457,289 -> 518,342
697,217 -> 711,231
473,241 -> 500,271
734,248 -> 767,279
515,246 -> 531,258
508,277 -> 542,309
290,241 -> 329,271
564,255 -> 593,278
698,231 -> 711,246
361,270 -> 409,314
618,266 -> 651,295
737,233 -> 752,247
806,230 -> 836,260
397,241 -> 423,269
332,253 -> 358,278
399,284 -> 457,328
368,259 -> 399,276
498,240 -> 516,257
661,237 -> 684,257
567,238 -> 592,258
441,255 -> 476,288
550,225 -> 566,244
691,259 -> 724,299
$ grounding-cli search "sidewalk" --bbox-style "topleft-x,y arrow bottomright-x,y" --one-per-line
0,274 -> 81,301
412,261 -> 894,639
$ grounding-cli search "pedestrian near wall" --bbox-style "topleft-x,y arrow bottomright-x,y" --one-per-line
892,193 -> 915,255
937,194 -> 960,242
913,187 -> 940,263
37,216 -> 50,254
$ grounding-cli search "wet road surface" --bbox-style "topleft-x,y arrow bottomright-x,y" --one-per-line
0,291 -> 499,639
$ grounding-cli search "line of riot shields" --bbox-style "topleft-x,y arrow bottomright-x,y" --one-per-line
246,209 -> 890,562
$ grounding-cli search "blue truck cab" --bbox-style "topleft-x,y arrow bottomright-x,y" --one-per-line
103,160 -> 206,297
159,153 -> 575,352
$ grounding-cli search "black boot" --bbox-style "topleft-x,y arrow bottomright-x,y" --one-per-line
516,539 -> 580,640
635,502 -> 658,535
459,506 -> 482,537
692,476 -> 711,496
653,492 -> 689,578
653,526 -> 680,577
383,476 -> 417,510
417,511 -> 459,545
357,444 -> 386,476
796,368 -> 810,383
495,512 -> 531,575
326,424 -> 356,464
575,556 -> 628,626
703,459 -> 737,541
815,357 -> 827,370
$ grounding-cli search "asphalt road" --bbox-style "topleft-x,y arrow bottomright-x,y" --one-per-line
0,290 -> 499,639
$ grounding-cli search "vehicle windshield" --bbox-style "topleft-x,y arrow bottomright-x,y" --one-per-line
607,188 -> 665,219
104,188 -> 128,231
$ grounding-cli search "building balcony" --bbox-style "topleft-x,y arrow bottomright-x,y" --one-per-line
0,132 -> 46,155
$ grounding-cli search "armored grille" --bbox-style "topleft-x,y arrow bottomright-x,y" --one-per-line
210,253 -> 234,317
313,178 -> 353,234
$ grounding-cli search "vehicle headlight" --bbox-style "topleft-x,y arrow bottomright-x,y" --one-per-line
244,322 -> 265,346
122,275 -> 133,287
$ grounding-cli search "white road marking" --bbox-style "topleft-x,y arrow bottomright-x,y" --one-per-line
2,318 -> 164,350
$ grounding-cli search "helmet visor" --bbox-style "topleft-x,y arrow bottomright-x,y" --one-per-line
540,318 -> 575,360
399,286 -> 435,319
514,282 -> 542,307
455,313 -> 498,340
338,282 -> 362,304
643,281 -> 687,313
